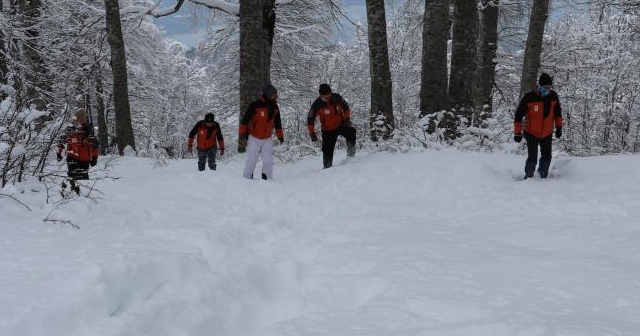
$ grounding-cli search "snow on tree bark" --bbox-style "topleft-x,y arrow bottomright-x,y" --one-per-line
449,0 -> 478,120
419,0 -> 450,117
104,0 -> 136,155
365,0 -> 394,140
474,0 -> 499,123
519,0 -> 550,98
239,0 -> 275,127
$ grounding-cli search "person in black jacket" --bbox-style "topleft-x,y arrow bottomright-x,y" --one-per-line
188,113 -> 225,171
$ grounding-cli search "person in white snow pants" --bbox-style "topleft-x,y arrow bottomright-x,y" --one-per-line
237,83 -> 284,180
242,135 -> 275,179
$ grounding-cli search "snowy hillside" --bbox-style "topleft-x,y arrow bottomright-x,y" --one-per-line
1,150 -> 639,336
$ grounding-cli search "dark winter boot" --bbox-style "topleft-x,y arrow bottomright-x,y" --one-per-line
70,179 -> 80,195
524,161 -> 536,180
346,142 -> 356,157
538,159 -> 551,178
323,158 -> 332,169
261,173 -> 267,180
210,164 -> 217,171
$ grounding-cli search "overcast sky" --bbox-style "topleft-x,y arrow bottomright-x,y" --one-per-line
154,0 -> 368,48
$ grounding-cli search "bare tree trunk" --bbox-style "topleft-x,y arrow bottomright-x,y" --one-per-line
239,0 -> 275,122
0,0 -> 7,88
519,0 -> 550,98
474,0 -> 499,122
96,75 -> 108,155
419,0 -> 450,117
365,0 -> 394,140
449,0 -> 478,122
104,0 -> 135,155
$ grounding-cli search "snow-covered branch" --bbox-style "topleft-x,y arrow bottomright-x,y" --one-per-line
122,0 -> 240,18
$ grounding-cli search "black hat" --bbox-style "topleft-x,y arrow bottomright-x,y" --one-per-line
204,113 -> 215,122
261,83 -> 278,97
319,83 -> 332,95
539,73 -> 553,86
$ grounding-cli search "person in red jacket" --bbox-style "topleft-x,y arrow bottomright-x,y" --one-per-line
56,108 -> 99,194
308,83 -> 356,168
238,83 -> 284,180
514,73 -> 563,179
188,113 -> 225,171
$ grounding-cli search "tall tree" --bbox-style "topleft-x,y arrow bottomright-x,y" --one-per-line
449,0 -> 479,124
419,0 -> 450,117
239,0 -> 275,119
104,0 -> 135,154
95,74 -> 108,155
518,0 -> 550,98
474,0 -> 499,120
365,0 -> 394,140
0,0 -> 6,88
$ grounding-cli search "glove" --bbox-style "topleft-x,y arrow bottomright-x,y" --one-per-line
555,127 -> 562,138
238,135 -> 248,153
219,148 -> 225,156
187,146 -> 193,153
278,137 -> 284,144
343,118 -> 352,128
514,134 -> 523,143
310,132 -> 318,142
90,157 -> 97,167
56,153 -> 63,162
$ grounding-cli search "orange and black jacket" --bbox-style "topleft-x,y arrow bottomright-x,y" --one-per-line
57,123 -> 99,162
514,88 -> 563,139
307,93 -> 351,133
188,120 -> 225,151
239,98 -> 284,140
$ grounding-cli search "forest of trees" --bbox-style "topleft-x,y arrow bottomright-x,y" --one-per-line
1,0 -> 639,187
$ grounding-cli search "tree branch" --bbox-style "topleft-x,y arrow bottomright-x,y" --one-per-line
122,0 -> 240,18
0,193 -> 32,211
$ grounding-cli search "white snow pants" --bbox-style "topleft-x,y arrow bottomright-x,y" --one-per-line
242,135 -> 275,180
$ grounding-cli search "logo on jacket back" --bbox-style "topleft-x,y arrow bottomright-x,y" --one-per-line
534,105 -> 539,112
261,111 -> 266,117
324,109 -> 330,115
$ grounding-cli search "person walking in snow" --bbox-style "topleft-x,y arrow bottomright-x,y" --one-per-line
237,83 -> 284,180
188,113 -> 225,171
513,73 -> 564,179
307,83 -> 356,169
56,108 -> 99,194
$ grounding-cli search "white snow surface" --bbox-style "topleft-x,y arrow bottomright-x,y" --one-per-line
1,150 -> 640,336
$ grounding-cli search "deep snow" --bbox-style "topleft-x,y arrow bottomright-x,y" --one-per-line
1,149 -> 639,336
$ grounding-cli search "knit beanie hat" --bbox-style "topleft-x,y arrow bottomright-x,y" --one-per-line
539,73 -> 553,86
261,84 -> 278,97
319,83 -> 332,95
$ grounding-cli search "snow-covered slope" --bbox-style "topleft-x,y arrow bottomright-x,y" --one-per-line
2,150 -> 639,336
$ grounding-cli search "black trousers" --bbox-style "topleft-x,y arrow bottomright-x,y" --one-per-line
66,158 -> 90,180
321,126 -> 356,168
197,148 -> 217,171
524,133 -> 552,177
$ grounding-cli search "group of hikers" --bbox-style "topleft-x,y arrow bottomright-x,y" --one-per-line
55,73 -> 563,194
185,82 -> 357,180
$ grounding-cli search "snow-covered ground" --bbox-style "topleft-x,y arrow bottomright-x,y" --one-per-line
2,149 -> 639,336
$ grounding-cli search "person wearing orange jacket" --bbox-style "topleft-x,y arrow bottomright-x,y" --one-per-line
308,83 -> 356,168
514,73 -> 563,179
238,83 -> 284,180
188,113 -> 225,171
56,108 -> 99,194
